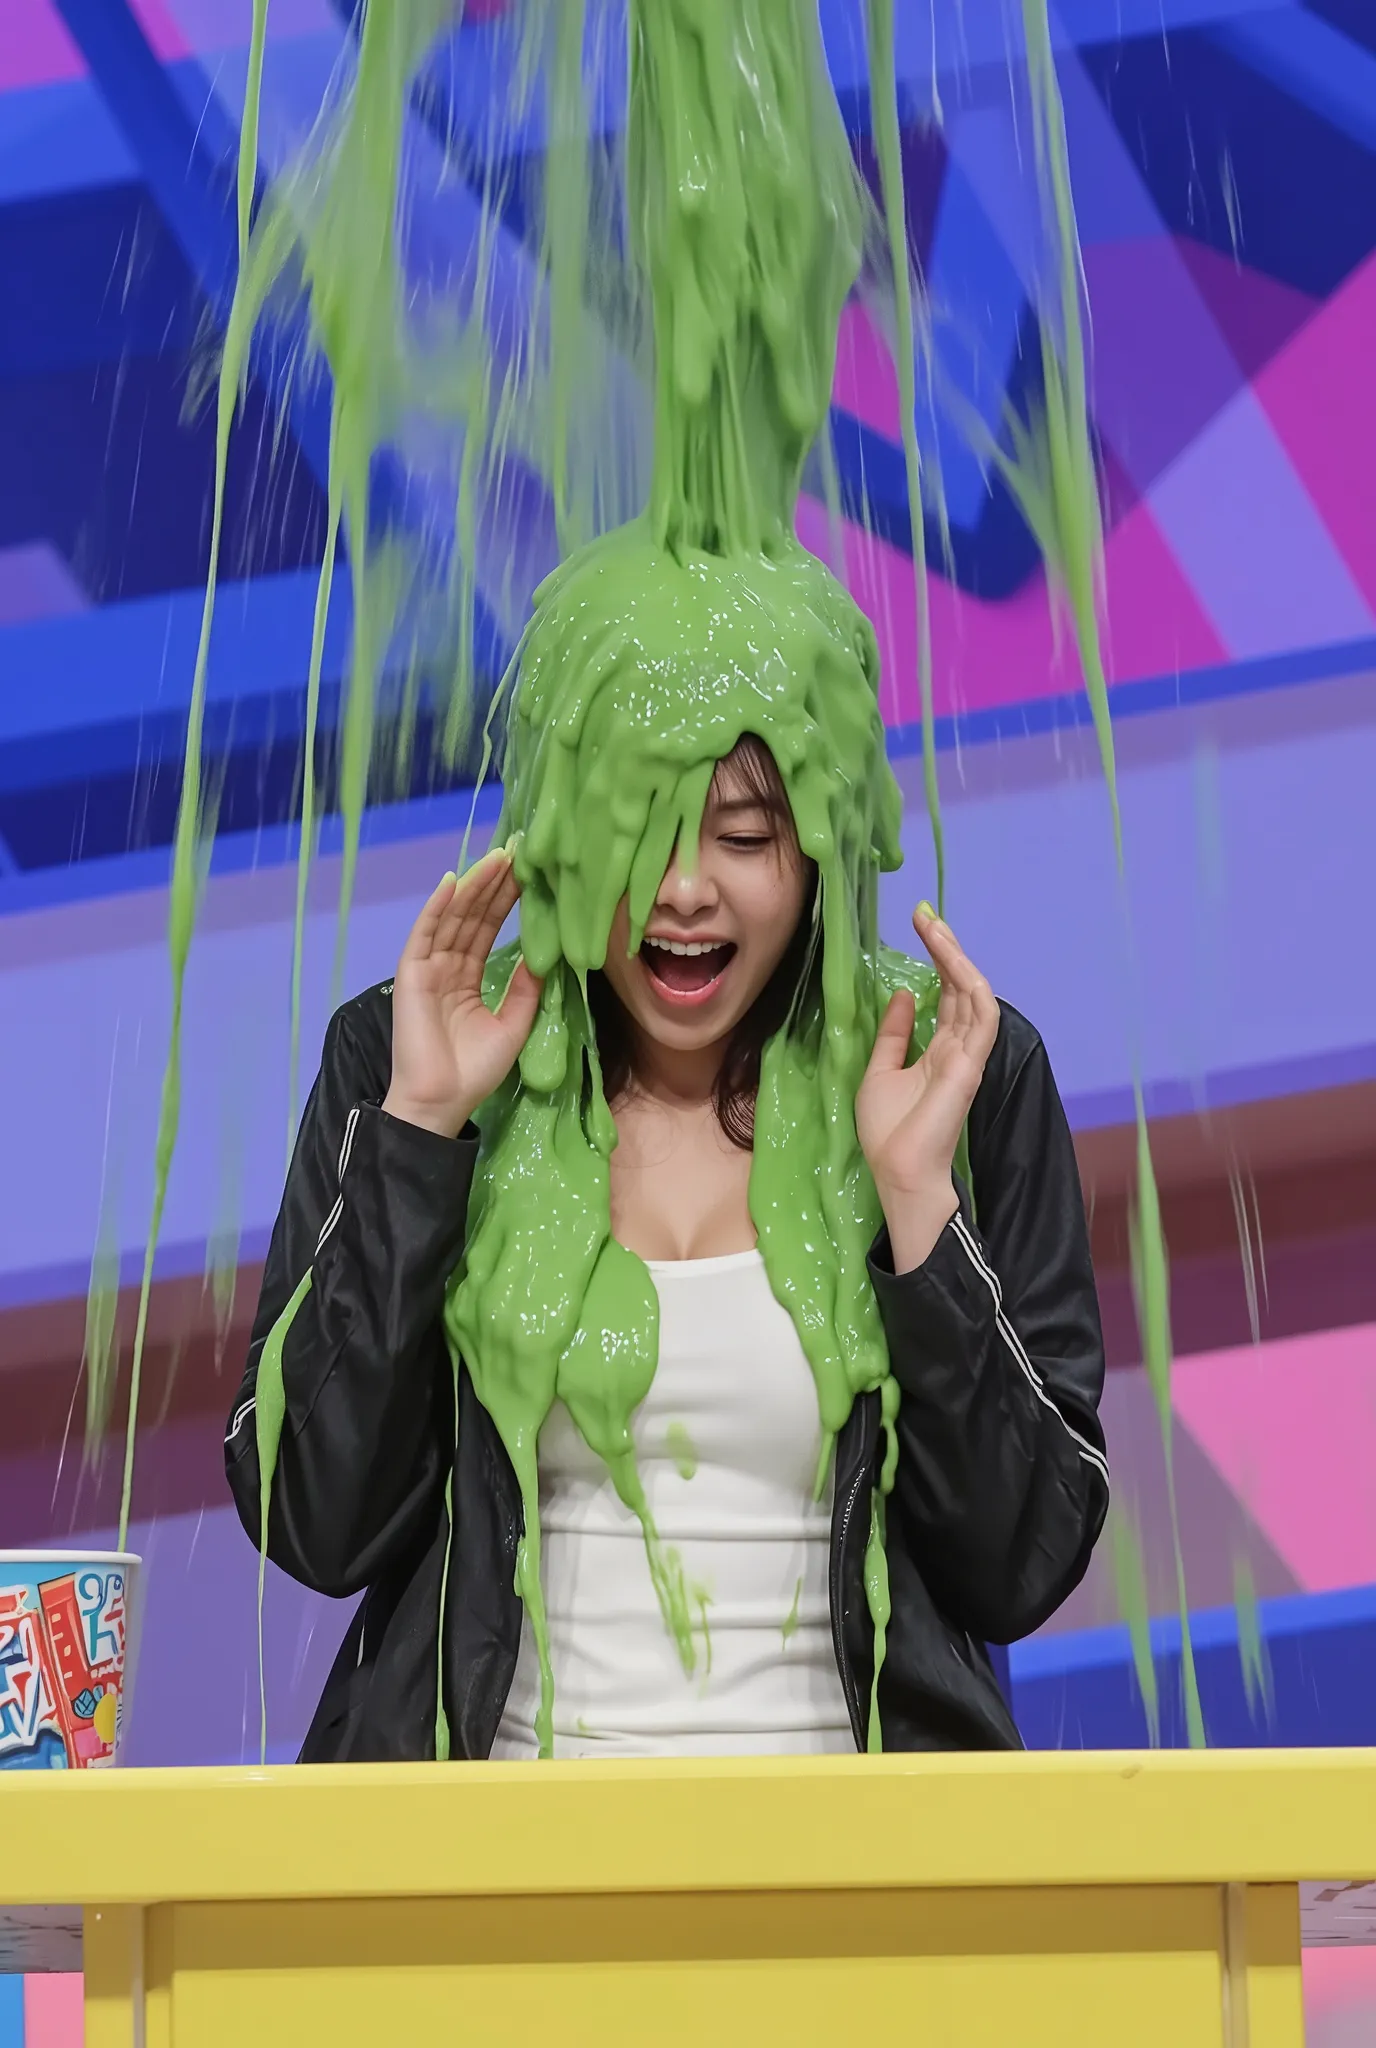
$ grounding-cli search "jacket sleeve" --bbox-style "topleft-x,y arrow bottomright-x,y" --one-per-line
871,1001 -> 1109,1643
224,990 -> 478,1597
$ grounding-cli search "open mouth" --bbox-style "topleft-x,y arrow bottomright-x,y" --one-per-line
639,936 -> 737,1006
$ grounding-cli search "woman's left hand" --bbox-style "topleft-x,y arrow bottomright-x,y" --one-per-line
856,904 -> 1001,1274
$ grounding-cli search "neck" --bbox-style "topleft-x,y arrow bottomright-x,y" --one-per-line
623,1025 -> 728,1113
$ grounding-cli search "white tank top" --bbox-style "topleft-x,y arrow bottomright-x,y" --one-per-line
490,1248 -> 856,1758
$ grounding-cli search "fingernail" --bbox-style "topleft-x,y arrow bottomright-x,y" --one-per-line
916,900 -> 936,920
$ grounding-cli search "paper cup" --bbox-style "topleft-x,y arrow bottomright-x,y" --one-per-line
0,1552 -> 142,1770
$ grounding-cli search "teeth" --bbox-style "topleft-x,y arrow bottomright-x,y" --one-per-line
644,937 -> 722,957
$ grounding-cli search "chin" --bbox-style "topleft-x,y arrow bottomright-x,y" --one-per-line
636,1008 -> 742,1053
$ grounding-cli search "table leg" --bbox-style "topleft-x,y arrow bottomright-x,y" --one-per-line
1223,1883 -> 1305,2047
83,1906 -> 144,2048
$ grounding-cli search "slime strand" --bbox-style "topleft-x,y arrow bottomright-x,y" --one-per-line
115,216 -> 272,1547
1129,1123 -> 1204,1747
254,1268 -> 309,1762
440,0 -> 932,1750
234,0 -> 1112,1764
238,0 -> 270,268
287,431 -> 341,1158
1010,0 -> 1198,1743
665,1421 -> 697,1481
83,1035 -> 124,1464
1233,1552 -> 1272,1726
865,0 -> 945,913
543,0 -> 592,557
107,0 -> 300,1524
781,1575 -> 803,1647
1110,1502 -> 1160,1746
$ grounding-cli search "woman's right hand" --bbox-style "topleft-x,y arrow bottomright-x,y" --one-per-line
381,848 -> 543,1140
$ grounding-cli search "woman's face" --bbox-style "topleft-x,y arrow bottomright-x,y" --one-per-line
601,744 -> 810,1060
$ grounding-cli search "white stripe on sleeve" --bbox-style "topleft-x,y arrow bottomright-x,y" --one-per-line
948,1212 -> 1110,1486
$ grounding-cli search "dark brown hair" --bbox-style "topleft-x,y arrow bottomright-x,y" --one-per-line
587,735 -> 820,1148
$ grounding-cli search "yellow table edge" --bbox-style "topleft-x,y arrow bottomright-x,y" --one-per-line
3,1749 -> 1374,1907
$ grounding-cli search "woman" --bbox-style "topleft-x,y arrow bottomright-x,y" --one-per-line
226,688 -> 1108,1762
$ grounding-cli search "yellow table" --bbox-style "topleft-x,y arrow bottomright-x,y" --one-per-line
5,1750 -> 1375,2046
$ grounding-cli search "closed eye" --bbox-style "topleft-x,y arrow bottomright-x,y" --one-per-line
719,832 -> 774,851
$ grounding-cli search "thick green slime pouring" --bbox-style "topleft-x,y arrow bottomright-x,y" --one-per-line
113,0 -> 1188,1758
251,0 -> 942,1759
441,0 -> 942,1754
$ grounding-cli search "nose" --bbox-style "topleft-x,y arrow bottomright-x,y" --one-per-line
656,845 -> 719,922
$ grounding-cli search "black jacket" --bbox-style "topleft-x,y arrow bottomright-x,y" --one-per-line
225,983 -> 1108,1760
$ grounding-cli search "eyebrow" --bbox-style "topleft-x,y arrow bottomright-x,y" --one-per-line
711,795 -> 775,816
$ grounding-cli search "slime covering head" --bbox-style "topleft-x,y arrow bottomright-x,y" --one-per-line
446,531 -> 937,1755
438,0 -> 940,1756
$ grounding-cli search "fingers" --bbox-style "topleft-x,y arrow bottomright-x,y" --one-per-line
399,871 -> 460,964
866,987 -> 916,1075
435,847 -> 518,969
968,973 -> 1000,1065
913,901 -> 998,1050
913,902 -> 978,990
495,956 -> 543,1047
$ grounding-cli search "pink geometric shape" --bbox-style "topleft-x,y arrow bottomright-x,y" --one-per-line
1,0 -> 84,90
1305,1949 -> 1376,2023
0,543 -> 90,627
24,1974 -> 84,2048
140,0 -> 339,52
797,495 -> 1056,727
128,0 -> 193,60
1148,379 -> 1374,660
1254,249 -> 1376,614
1093,493 -> 1230,686
832,299 -> 902,442
796,482 -> 1226,728
1175,238 -> 1317,383
1082,235 -> 1244,490
0,0 -> 339,87
1171,1323 -> 1376,1595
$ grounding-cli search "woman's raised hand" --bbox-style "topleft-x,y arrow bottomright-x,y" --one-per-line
855,903 -> 1000,1273
381,848 -> 543,1140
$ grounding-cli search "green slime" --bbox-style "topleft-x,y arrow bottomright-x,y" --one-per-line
865,0 -> 944,912
665,1423 -> 697,1481
250,0 -> 943,1759
781,1575 -> 803,1647
439,1 -> 952,1755
446,528 -> 936,1755
1006,0 -> 1202,1743
112,0 -> 1185,1758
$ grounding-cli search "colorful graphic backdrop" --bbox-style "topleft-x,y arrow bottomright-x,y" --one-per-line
0,0 -> 1372,1821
